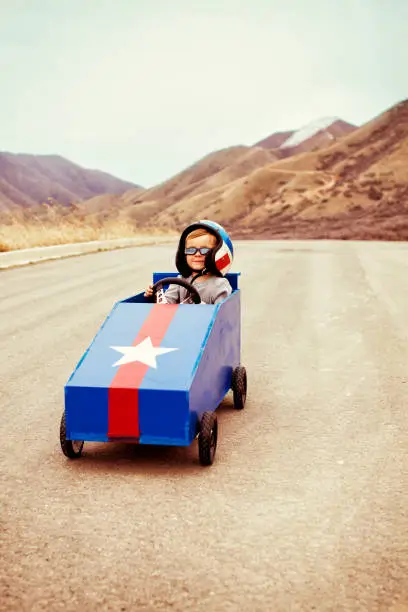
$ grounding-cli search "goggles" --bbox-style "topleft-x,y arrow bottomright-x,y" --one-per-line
184,247 -> 212,256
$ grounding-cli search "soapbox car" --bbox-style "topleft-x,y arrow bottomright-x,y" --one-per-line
60,271 -> 247,466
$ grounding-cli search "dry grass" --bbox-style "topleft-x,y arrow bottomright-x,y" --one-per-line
0,205 -> 174,251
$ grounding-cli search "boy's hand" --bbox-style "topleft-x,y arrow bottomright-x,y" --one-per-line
144,284 -> 153,297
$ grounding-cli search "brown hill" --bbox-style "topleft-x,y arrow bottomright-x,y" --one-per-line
5,99 -> 407,244
77,145 -> 279,226
131,145 -> 278,205
279,119 -> 357,157
0,152 -> 141,211
116,99 -> 407,240
254,130 -> 294,149
256,118 -> 357,158
232,99 -> 408,238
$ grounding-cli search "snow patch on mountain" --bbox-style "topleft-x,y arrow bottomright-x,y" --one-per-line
280,117 -> 339,148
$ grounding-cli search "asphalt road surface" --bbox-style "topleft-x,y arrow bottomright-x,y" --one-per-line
1,240 -> 407,612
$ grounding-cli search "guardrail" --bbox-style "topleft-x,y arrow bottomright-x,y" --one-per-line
0,235 -> 176,270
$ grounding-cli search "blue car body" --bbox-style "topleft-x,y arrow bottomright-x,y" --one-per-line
64,272 -> 242,448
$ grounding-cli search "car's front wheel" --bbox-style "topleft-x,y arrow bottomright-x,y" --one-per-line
60,411 -> 84,458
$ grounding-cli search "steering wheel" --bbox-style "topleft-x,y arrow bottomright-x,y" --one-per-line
151,277 -> 202,304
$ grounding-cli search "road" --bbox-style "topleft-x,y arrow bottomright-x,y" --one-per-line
1,240 -> 407,612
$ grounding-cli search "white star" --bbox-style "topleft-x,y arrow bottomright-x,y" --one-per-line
111,337 -> 178,368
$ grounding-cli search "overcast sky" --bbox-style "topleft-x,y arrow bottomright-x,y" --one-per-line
1,0 -> 407,187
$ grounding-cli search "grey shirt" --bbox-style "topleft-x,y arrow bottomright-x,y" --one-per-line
164,274 -> 232,304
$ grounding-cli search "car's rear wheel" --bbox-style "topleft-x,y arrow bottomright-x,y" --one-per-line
60,411 -> 84,458
198,412 -> 218,466
232,365 -> 247,410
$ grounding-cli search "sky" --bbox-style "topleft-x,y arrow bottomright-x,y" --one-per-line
1,0 -> 407,188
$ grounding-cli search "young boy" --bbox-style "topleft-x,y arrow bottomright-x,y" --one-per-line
144,219 -> 233,304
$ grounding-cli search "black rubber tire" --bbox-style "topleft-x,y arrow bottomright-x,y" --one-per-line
231,365 -> 247,410
198,412 -> 218,466
60,411 -> 84,459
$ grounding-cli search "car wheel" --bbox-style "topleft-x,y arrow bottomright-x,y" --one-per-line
60,411 -> 84,459
232,365 -> 247,410
198,412 -> 218,466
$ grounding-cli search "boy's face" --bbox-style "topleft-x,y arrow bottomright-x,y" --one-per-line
185,232 -> 216,272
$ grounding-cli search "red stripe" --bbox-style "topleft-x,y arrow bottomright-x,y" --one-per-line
108,304 -> 179,438
217,252 -> 231,271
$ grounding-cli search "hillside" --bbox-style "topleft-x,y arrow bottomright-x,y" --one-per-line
255,118 -> 357,157
72,119 -> 355,225
254,130 -> 294,149
0,152 -> 142,211
75,100 -> 408,240
3,99 -> 408,248
75,145 -> 279,226
234,99 -> 408,239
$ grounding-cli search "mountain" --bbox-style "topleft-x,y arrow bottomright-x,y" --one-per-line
255,118 -> 357,157
4,99 -> 408,242
74,145 -> 279,227
0,152 -> 142,211
254,130 -> 294,149
232,99 -> 408,238
75,99 -> 407,240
